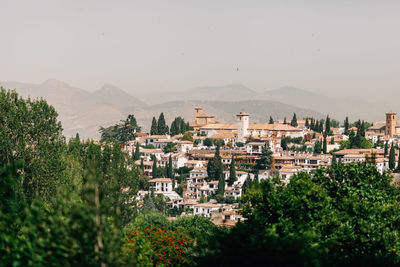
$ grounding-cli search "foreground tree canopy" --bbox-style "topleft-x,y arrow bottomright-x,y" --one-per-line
201,163 -> 400,266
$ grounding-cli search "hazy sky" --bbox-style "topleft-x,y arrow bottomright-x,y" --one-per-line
1,0 -> 399,95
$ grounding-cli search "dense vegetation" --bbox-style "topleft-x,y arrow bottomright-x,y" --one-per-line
2,87 -> 400,266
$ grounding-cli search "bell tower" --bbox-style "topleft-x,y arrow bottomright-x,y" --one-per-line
236,112 -> 250,142
385,111 -> 396,137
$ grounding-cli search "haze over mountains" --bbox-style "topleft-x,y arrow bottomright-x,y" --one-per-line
0,79 -> 392,139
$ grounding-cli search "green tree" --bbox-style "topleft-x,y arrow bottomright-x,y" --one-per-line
204,138 -> 213,147
269,116 -> 274,124
157,112 -> 169,135
207,146 -> 224,180
181,132 -> 194,142
314,140 -> 322,154
290,113 -> 298,127
200,163 -> 400,266
344,117 -> 350,135
0,88 -> 66,202
217,173 -> 225,196
389,144 -> 396,169
325,115 -> 331,135
384,141 -> 389,157
99,114 -> 141,143
323,135 -> 327,154
150,117 -> 158,135
228,156 -> 237,186
255,144 -> 273,170
134,143 -> 141,160
152,156 -> 159,178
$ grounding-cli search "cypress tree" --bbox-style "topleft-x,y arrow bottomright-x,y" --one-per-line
134,144 -> 141,161
305,118 -> 309,128
253,171 -> 260,188
157,112 -> 168,135
269,116 -> 274,124
344,117 -> 350,135
167,155 -> 173,178
325,115 -> 331,135
170,120 -> 178,136
152,157 -> 158,178
384,141 -> 389,157
140,158 -> 144,171
180,119 -> 187,134
314,141 -> 322,154
150,117 -> 158,135
359,120 -> 366,137
389,144 -> 396,170
332,153 -> 337,166
217,172 -> 225,196
242,175 -> 250,195
319,119 -> 324,133
323,135 -> 327,154
283,117 -> 287,124
310,119 -> 315,131
228,155 -> 237,186
397,149 -> 400,171
290,113 -> 298,127
315,121 -> 319,133
206,146 -> 223,180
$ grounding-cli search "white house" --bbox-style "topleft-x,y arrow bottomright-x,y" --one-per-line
148,177 -> 181,200
193,203 -> 220,217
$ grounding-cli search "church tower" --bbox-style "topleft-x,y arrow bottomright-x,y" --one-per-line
385,111 -> 396,137
236,112 -> 250,142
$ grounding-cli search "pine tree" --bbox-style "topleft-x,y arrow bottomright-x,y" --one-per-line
150,117 -> 158,135
269,116 -> 274,124
228,155 -> 237,186
290,113 -> 298,127
389,144 -> 396,170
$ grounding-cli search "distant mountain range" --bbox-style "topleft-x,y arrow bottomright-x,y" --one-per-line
0,80 -> 391,138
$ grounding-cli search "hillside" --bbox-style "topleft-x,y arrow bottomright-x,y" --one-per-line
259,86 -> 385,121
139,84 -> 258,105
0,80 -> 146,138
0,80 -> 323,139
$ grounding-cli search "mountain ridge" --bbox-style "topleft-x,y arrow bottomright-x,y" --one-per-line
0,79 -> 324,138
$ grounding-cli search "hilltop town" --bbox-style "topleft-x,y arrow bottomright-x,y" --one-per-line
114,107 -> 400,226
